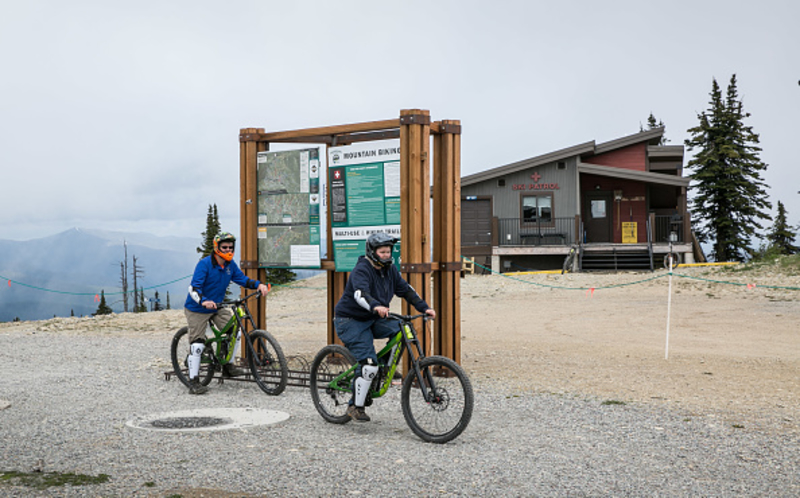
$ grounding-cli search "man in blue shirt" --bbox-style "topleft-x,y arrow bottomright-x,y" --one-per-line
333,232 -> 435,421
184,232 -> 269,394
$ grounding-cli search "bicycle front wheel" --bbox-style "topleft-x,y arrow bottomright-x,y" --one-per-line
401,356 -> 474,444
309,345 -> 355,424
170,326 -> 215,388
247,330 -> 288,396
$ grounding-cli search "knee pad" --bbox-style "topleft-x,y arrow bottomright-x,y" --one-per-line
188,343 -> 205,379
361,363 -> 379,381
354,361 -> 379,407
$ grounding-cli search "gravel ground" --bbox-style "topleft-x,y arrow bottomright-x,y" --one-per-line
1,328 -> 798,497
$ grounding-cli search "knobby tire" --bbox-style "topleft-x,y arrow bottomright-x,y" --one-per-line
401,355 -> 474,444
246,330 -> 288,396
170,326 -> 215,387
309,344 -> 356,424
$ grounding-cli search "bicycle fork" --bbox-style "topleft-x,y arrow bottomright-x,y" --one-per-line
401,324 -> 441,404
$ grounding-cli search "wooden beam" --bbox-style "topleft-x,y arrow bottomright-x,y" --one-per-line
246,119 -> 400,142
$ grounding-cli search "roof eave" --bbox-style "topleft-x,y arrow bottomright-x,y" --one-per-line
462,140 -> 595,187
578,161 -> 689,187
592,127 -> 665,155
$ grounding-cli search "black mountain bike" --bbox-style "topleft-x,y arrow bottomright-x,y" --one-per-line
170,291 -> 288,395
309,313 -> 474,444
562,244 -> 579,274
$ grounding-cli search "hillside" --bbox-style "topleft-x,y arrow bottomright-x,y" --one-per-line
0,228 -> 198,321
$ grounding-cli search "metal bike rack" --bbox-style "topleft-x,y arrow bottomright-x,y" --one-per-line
164,355 -> 312,389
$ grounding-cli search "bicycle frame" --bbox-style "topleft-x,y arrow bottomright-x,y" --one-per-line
326,314 -> 432,400
205,292 -> 261,367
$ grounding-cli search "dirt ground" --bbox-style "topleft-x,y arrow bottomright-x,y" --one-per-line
6,263 -> 798,434
266,265 -> 799,434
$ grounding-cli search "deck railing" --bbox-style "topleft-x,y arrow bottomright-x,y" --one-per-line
653,215 -> 684,243
497,217 -> 576,246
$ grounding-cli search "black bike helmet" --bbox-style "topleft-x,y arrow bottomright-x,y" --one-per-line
365,232 -> 397,268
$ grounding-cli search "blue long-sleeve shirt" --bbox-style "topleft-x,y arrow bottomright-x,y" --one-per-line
334,256 -> 429,320
184,256 -> 260,313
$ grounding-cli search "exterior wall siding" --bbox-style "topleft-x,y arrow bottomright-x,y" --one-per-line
461,159 -> 580,219
583,143 -> 647,171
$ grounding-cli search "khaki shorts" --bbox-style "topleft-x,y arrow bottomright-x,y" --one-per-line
184,307 -> 234,343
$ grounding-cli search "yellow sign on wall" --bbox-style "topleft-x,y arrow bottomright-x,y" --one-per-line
622,222 -> 638,243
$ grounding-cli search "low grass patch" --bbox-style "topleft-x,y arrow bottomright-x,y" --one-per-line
1,470 -> 109,490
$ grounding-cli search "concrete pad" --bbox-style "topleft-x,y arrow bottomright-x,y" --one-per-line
126,407 -> 290,432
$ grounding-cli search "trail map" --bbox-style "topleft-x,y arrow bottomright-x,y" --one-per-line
256,148 -> 321,268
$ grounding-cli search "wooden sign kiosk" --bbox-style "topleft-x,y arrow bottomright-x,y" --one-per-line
238,109 -> 463,364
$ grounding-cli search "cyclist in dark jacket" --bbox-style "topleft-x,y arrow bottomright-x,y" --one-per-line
183,231 -> 269,394
333,232 -> 435,422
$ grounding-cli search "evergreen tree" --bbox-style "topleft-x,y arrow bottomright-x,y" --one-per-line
153,290 -> 162,311
264,268 -> 297,286
685,75 -> 771,262
197,204 -> 221,258
766,201 -> 799,255
94,290 -> 113,316
136,287 -> 148,312
640,112 -> 669,144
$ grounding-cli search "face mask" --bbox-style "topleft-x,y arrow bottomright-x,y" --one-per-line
215,249 -> 234,262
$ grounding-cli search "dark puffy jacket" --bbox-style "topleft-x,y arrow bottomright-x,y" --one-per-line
334,256 -> 429,320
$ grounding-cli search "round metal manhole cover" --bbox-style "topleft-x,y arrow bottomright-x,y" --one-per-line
149,416 -> 232,429
126,408 -> 290,432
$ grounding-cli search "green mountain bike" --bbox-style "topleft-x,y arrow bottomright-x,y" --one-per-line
170,291 -> 288,395
309,313 -> 474,443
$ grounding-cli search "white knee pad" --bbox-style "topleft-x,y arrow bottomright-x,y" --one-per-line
354,363 -> 379,407
187,342 -> 205,379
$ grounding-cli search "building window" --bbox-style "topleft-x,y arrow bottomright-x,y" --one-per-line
497,178 -> 506,187
521,194 -> 553,225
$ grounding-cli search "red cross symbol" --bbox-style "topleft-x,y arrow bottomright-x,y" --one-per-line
530,172 -> 541,182
333,170 -> 341,180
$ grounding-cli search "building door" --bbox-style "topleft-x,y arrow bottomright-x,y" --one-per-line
583,192 -> 613,243
461,198 -> 492,271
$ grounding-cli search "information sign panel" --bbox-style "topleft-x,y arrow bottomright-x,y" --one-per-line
256,148 -> 322,268
622,222 -> 638,244
328,140 -> 401,272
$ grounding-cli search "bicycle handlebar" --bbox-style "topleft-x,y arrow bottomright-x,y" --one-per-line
216,290 -> 263,308
387,312 -> 433,322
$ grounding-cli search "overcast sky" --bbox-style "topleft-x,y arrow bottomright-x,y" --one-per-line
1,0 -> 797,243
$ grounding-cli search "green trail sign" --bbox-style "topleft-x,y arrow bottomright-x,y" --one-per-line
328,140 -> 401,272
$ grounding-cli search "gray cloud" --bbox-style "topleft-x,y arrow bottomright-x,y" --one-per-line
1,0 -> 798,241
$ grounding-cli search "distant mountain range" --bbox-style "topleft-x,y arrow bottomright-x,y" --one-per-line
0,228 -> 322,322
0,228 -> 209,321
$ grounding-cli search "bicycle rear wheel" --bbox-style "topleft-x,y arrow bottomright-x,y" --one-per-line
663,252 -> 681,269
562,248 -> 576,274
309,345 -> 355,424
246,330 -> 288,396
401,355 -> 474,444
170,326 -> 215,387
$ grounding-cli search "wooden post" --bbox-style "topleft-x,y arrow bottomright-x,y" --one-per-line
238,128 -> 267,331
432,119 -> 462,362
400,109 -> 432,361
